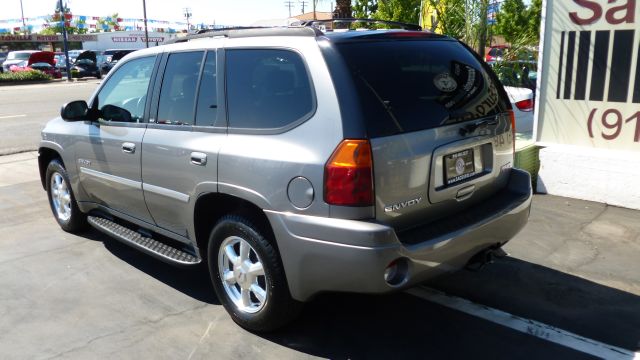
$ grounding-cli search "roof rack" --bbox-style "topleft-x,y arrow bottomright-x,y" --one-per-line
303,18 -> 422,31
165,26 -> 322,44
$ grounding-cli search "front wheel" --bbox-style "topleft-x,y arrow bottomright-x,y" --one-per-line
46,159 -> 87,233
208,215 -> 301,332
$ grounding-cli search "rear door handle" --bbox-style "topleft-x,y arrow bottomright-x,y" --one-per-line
122,142 -> 136,154
190,152 -> 207,166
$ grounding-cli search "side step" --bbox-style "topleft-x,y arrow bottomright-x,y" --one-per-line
88,216 -> 201,266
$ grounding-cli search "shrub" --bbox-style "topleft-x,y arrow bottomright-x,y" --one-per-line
0,69 -> 53,82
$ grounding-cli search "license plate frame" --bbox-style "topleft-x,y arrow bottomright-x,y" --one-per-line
444,149 -> 476,185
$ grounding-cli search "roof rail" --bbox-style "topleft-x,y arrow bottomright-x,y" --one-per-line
303,18 -> 422,31
165,26 -> 322,44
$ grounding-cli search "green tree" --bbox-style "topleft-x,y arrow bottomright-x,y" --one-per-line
352,0 -> 378,18
40,3 -> 80,35
424,0 -> 466,37
335,0 -> 352,18
494,0 -> 527,44
374,0 -> 421,24
525,0 -> 542,44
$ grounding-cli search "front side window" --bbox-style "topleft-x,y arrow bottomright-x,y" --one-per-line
226,49 -> 314,130
96,56 -> 155,122
157,51 -> 204,125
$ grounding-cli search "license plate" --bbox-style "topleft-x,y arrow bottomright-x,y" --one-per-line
444,149 -> 475,185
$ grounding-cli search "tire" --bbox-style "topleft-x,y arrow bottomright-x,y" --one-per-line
96,71 -> 102,79
45,159 -> 87,233
208,215 -> 301,332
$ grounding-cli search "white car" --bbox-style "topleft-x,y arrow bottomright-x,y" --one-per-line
504,86 -> 534,133
490,61 -> 537,133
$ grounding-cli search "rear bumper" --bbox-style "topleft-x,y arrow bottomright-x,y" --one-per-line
266,169 -> 532,302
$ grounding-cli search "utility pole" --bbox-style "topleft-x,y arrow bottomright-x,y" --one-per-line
142,0 -> 149,48
300,1 -> 308,14
19,0 -> 27,33
183,7 -> 192,32
284,1 -> 294,17
312,0 -> 316,20
57,0 -> 71,81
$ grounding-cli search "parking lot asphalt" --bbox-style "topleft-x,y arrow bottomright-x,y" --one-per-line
0,152 -> 638,359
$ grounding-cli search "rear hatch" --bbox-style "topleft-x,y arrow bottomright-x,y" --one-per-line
334,33 -> 514,231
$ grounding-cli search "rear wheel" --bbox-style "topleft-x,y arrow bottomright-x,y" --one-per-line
46,159 -> 87,233
208,215 -> 301,332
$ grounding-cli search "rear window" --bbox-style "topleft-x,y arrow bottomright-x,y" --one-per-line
335,40 -> 508,137
8,52 -> 31,60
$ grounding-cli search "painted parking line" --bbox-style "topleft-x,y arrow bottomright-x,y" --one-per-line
0,114 -> 26,119
407,286 -> 640,360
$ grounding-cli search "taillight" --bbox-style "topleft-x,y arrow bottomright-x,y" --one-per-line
324,139 -> 374,206
514,98 -> 534,112
508,110 -> 516,153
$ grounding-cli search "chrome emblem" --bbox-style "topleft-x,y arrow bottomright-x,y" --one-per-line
77,158 -> 91,166
384,197 -> 422,213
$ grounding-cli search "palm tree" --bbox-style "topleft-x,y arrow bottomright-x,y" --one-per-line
334,0 -> 352,18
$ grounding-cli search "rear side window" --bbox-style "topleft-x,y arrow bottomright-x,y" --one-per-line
226,49 -> 314,130
195,51 -> 219,127
335,40 -> 509,137
157,51 -> 204,125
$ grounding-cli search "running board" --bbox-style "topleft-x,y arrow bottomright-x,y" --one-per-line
87,216 -> 201,266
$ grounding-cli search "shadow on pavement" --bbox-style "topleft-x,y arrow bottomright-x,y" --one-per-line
81,227 -> 637,358
428,256 -> 640,352
84,228 -> 219,305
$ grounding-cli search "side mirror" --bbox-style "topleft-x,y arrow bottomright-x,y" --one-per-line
60,100 -> 89,121
101,104 -> 132,122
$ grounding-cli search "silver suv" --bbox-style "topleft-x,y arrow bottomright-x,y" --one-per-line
39,22 -> 532,331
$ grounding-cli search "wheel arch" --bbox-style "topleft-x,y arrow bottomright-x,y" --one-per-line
193,192 -> 277,261
38,145 -> 64,190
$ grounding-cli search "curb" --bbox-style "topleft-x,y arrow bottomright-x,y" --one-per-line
0,77 -> 96,86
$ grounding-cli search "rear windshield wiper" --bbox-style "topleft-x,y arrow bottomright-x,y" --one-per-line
459,117 -> 498,136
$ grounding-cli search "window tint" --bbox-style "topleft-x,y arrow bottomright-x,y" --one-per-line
335,40 -> 509,137
97,56 -> 155,122
195,51 -> 219,127
226,49 -> 314,129
157,51 -> 203,125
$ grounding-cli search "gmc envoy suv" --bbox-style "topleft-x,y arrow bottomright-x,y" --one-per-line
39,21 -> 532,331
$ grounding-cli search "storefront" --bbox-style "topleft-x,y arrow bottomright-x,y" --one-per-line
536,0 -> 640,209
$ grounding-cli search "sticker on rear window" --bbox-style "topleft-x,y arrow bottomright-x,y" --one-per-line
433,73 -> 457,92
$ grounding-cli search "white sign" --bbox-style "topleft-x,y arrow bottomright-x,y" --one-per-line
537,0 -> 640,152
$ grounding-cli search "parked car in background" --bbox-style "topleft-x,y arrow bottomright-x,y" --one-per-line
486,45 -> 509,62
491,61 -> 537,133
2,50 -> 38,72
100,49 -> 136,75
71,50 -> 101,79
66,50 -> 84,64
8,51 -> 62,79
0,51 -> 8,73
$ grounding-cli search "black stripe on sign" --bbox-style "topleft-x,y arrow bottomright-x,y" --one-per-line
574,31 -> 591,100
557,31 -> 565,99
564,32 -> 576,99
608,30 -> 634,102
634,39 -> 640,103
590,31 -> 610,101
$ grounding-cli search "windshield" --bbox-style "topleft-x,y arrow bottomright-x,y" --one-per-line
8,52 -> 32,60
336,39 -> 509,137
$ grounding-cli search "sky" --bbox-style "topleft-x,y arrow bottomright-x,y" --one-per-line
4,0 -> 336,26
